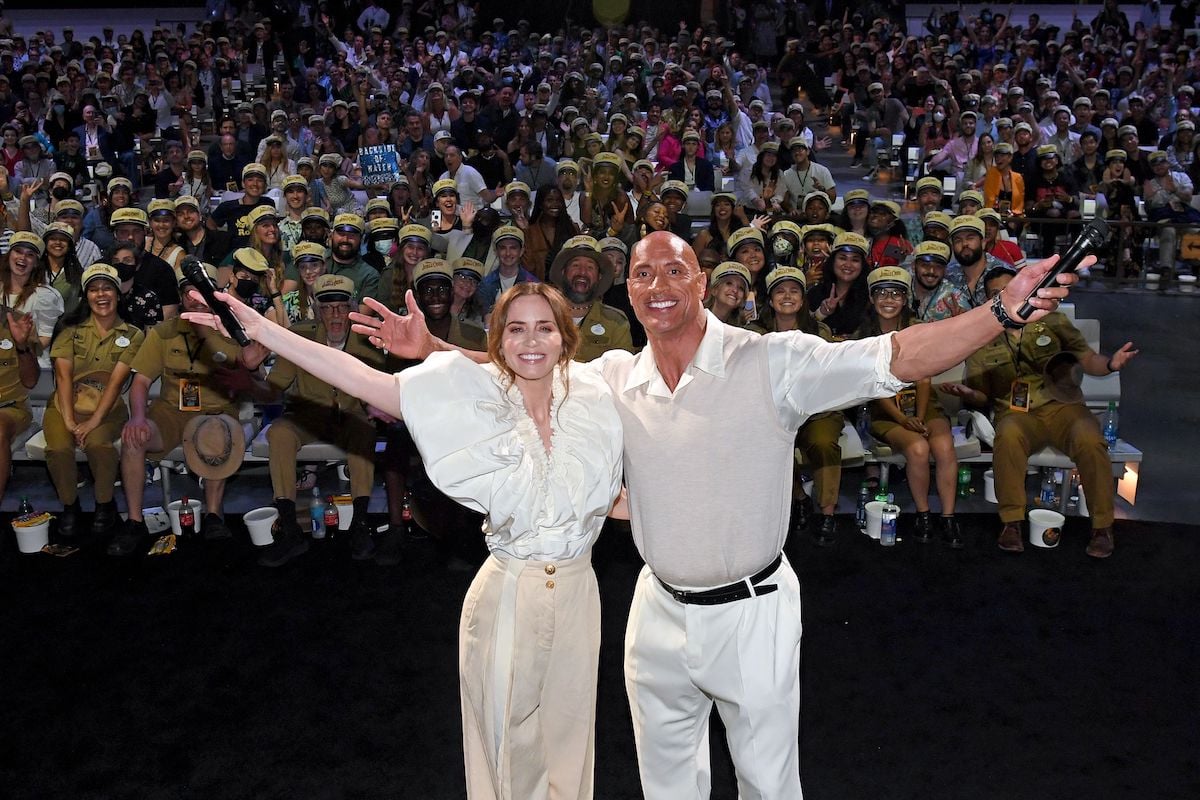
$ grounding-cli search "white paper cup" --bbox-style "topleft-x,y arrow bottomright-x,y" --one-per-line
14,520 -> 50,553
244,507 -> 278,546
1178,274 -> 1197,293
1028,509 -> 1065,548
983,469 -> 997,503
864,501 -> 886,540
335,500 -> 353,531
167,499 -> 203,536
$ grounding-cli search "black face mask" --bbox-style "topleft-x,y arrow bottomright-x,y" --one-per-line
51,186 -> 71,200
236,278 -> 260,298
116,261 -> 137,281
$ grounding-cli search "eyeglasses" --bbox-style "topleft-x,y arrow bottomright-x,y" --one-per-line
871,288 -> 907,300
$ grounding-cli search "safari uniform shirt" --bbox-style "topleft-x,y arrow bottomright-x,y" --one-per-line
123,318 -> 243,416
0,324 -> 32,408
574,301 -> 634,362
963,312 -> 1091,420
48,316 -> 145,412
286,258 -> 380,307
268,324 -> 385,419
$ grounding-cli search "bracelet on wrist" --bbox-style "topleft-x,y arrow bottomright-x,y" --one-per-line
1106,357 -> 1117,374
270,292 -> 282,299
989,293 -> 1026,330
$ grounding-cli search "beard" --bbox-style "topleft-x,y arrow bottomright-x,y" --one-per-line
565,286 -> 594,304
955,245 -> 981,265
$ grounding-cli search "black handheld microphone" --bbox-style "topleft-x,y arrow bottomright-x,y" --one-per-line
1017,219 -> 1109,319
180,256 -> 252,346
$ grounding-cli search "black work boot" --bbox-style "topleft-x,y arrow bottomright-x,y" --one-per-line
58,500 -> 82,540
791,496 -> 813,536
92,500 -> 119,537
108,518 -> 148,556
913,511 -> 935,543
258,514 -> 310,567
941,515 -> 965,549
813,515 -> 837,547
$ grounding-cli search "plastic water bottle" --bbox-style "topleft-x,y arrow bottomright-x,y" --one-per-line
855,404 -> 871,444
311,487 -> 326,539
879,505 -> 899,546
1039,469 -> 1057,507
957,467 -> 972,498
855,483 -> 870,531
1103,401 -> 1119,451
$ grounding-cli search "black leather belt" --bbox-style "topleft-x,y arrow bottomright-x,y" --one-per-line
656,554 -> 783,606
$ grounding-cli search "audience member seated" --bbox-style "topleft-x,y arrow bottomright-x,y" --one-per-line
855,267 -> 963,548
748,266 -> 846,547
941,266 -> 1139,559
44,264 -> 143,539
111,264 -> 248,555
549,235 -> 633,362
253,274 -> 386,567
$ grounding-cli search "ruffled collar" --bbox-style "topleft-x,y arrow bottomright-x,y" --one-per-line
502,365 -> 572,489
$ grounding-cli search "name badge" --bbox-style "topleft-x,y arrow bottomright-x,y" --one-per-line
1035,335 -> 1052,347
1009,380 -> 1031,412
179,380 -> 202,412
115,336 -> 131,348
0,339 -> 12,350
590,323 -> 606,336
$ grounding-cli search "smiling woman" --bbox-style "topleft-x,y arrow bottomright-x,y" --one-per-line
182,281 -> 623,798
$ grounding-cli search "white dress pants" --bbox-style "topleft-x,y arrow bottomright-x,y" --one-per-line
624,556 -> 804,800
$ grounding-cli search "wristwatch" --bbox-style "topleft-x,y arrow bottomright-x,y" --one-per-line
989,293 -> 1025,329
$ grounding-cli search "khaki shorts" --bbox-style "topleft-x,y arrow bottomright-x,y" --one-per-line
145,401 -> 192,460
0,403 -> 33,439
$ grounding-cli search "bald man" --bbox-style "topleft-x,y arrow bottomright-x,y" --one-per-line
357,231 -> 1083,798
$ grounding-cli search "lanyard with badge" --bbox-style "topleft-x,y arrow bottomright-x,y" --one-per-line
179,332 -> 206,412
1003,329 -> 1030,412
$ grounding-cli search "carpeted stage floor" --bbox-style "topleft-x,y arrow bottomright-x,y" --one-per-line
2,514 -> 1196,800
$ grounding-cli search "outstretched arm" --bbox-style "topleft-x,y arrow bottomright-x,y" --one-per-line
890,254 -> 1090,382
182,290 -> 404,418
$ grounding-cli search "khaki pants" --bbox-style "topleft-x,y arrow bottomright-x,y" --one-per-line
267,412 -> 376,501
460,552 -> 600,800
43,404 -> 127,505
994,402 -> 1114,528
796,413 -> 843,510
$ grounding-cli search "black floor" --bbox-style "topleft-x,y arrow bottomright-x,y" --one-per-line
2,513 -> 1196,800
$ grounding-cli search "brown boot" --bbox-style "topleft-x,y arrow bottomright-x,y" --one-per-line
998,521 -> 1024,552
1086,527 -> 1114,559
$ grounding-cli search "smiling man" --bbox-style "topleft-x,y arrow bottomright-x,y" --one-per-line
550,235 -> 632,361
254,274 -> 389,566
354,227 -> 1084,799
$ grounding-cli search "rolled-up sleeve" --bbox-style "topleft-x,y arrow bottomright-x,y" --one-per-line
767,330 -> 909,430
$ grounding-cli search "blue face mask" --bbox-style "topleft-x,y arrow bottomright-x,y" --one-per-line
53,103 -> 66,115
372,239 -> 394,255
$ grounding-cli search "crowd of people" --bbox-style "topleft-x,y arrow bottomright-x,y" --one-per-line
0,3 -> 1163,798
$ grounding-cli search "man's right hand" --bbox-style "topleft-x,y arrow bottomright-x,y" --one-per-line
350,292 -> 433,359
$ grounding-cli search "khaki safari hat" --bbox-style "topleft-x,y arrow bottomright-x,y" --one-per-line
182,414 -> 246,480
550,235 -> 613,295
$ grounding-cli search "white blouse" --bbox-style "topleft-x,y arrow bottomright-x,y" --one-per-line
395,351 -> 623,561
